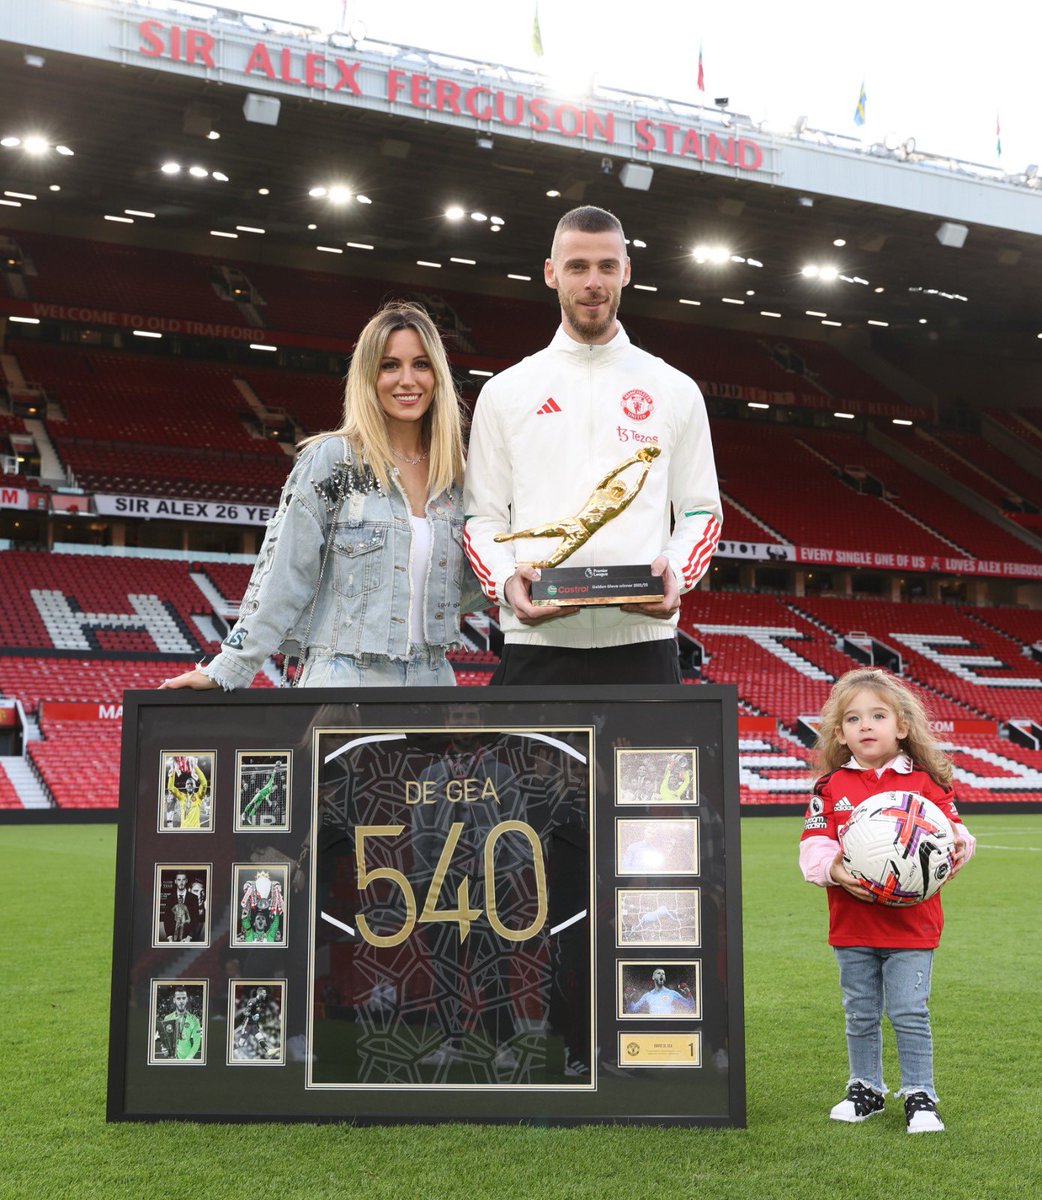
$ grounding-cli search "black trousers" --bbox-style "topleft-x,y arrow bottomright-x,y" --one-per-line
490,638 -> 682,686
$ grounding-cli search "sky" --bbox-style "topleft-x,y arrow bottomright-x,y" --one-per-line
202,0 -> 1042,171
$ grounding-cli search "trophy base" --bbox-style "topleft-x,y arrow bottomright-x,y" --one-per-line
531,565 -> 665,607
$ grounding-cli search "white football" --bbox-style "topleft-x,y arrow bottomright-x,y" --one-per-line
839,791 -> 955,906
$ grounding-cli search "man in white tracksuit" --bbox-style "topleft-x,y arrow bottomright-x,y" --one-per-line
464,205 -> 722,685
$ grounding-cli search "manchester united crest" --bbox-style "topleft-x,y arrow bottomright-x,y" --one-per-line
621,388 -> 654,421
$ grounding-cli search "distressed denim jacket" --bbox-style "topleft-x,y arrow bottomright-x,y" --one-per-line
203,436 -> 482,689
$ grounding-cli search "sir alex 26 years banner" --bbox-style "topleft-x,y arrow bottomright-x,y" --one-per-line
108,686 -> 744,1126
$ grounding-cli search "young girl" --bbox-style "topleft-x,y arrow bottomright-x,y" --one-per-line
799,668 -> 976,1134
160,302 -> 482,692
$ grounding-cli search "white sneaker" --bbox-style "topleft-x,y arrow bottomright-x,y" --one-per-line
904,1091 -> 945,1133
830,1081 -> 885,1123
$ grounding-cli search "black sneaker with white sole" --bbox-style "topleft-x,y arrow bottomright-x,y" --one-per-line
904,1091 -> 945,1133
829,1081 -> 885,1123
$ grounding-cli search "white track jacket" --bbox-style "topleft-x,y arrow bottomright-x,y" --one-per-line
464,323 -> 722,648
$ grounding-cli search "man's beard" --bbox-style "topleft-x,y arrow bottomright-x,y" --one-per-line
560,290 -> 619,342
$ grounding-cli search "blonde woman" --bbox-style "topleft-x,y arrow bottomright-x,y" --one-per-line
161,302 -> 481,691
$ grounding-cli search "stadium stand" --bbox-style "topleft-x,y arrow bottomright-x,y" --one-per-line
0,550 -> 220,655
920,430 -> 1042,511
0,762 -> 23,809
30,718 -> 123,809
11,232 -> 244,327
791,596 -> 1042,720
233,365 -> 343,437
2,234 -> 1041,812
0,658 -> 206,713
970,605 -> 1042,647
712,418 -> 959,557
799,426 -> 1040,562
987,408 -> 1042,456
680,590 -> 855,724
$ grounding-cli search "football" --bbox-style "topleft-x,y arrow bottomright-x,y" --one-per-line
839,791 -> 956,906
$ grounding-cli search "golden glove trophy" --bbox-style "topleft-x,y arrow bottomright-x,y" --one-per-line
494,445 -> 666,606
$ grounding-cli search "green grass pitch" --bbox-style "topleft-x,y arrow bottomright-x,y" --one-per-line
2,816 -> 1040,1200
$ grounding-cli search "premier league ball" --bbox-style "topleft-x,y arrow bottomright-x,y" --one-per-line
839,791 -> 956,906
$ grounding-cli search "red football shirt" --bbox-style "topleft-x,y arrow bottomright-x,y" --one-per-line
800,760 -> 962,948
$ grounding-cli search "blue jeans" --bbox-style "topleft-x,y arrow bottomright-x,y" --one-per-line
833,946 -> 936,1099
297,647 -> 456,688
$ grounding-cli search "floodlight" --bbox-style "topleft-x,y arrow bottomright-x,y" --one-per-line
619,163 -> 654,191
935,222 -> 968,249
243,93 -> 280,126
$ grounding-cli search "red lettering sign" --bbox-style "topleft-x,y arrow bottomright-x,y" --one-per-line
126,35 -> 765,172
244,42 -> 275,80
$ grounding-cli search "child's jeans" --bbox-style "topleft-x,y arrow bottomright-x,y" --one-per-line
834,946 -> 936,1099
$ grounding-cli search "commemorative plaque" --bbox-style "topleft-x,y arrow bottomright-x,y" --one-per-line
108,685 -> 743,1126
495,447 -> 666,608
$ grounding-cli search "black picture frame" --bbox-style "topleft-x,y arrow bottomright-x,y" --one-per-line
108,684 -> 744,1126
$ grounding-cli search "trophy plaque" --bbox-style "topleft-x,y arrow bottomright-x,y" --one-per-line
493,446 -> 666,607
530,565 -> 664,607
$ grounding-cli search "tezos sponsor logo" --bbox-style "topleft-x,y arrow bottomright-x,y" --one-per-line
621,388 -> 653,421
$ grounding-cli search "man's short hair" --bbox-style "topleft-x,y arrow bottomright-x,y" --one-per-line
551,205 -> 626,258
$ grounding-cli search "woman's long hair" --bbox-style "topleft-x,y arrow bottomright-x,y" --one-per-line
814,667 -> 953,787
301,301 -> 465,496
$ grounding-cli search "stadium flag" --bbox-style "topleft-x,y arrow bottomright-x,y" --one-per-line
854,80 -> 867,126
532,4 -> 544,57
697,42 -> 705,92
996,111 -> 1002,158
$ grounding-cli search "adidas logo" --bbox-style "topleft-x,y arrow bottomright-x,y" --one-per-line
536,397 -> 562,415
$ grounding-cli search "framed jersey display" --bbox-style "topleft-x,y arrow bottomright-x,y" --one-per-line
108,685 -> 743,1125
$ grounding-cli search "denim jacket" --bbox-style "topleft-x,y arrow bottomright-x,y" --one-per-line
203,436 -> 483,689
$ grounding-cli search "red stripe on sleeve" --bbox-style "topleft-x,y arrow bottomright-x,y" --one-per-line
463,529 -> 497,601
682,516 -> 721,584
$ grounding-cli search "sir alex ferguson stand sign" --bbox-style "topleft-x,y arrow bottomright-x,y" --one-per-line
108,686 -> 744,1125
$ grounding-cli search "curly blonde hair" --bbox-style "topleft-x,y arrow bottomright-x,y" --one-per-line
814,667 -> 953,787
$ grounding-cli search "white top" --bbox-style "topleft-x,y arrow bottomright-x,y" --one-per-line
463,322 -> 723,648
409,514 -> 432,646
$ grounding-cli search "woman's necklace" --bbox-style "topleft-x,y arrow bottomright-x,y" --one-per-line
390,445 -> 428,466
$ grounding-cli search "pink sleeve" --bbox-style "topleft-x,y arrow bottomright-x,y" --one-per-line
799,836 -> 840,886
953,820 -> 976,862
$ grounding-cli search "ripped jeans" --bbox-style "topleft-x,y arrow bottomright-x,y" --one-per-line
833,946 -> 936,1099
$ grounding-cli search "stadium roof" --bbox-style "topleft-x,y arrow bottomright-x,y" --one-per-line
2,3 -> 1041,356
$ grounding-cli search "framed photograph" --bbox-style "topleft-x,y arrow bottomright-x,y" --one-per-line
158,750 -> 215,832
152,864 -> 211,947
231,864 -> 289,948
615,888 -> 701,947
110,685 -> 744,1125
227,980 -> 286,1065
615,818 -> 700,876
616,748 -> 697,806
617,960 -> 702,1019
234,751 -> 292,832
148,980 -> 207,1065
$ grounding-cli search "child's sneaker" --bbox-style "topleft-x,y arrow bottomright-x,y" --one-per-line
829,1081 -> 885,1122
904,1091 -> 945,1133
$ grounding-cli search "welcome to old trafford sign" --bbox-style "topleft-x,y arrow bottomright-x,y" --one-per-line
126,14 -> 767,175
